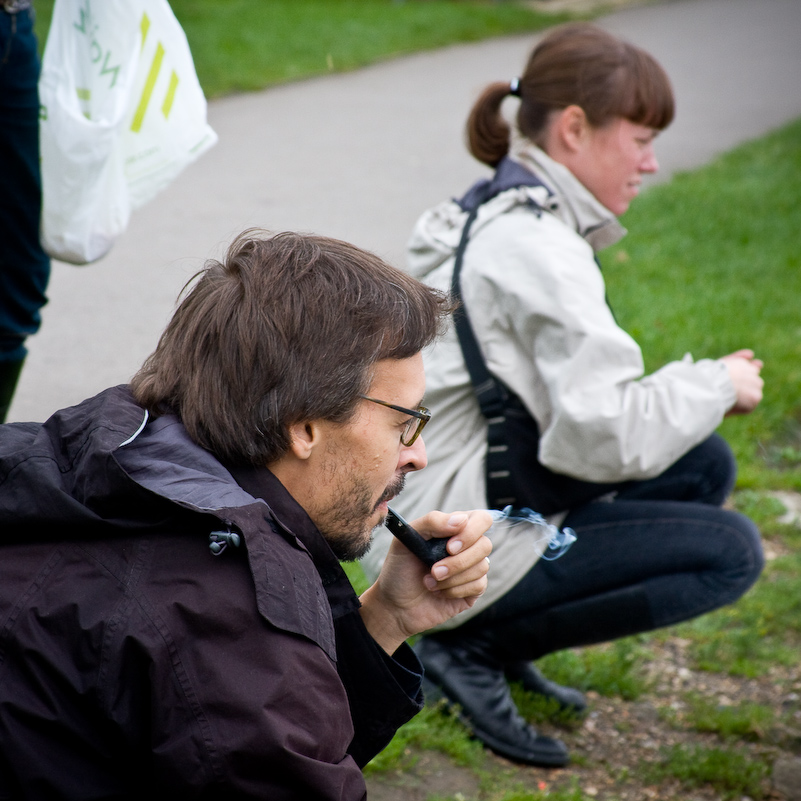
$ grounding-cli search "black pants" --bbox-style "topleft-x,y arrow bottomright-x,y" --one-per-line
436,434 -> 764,660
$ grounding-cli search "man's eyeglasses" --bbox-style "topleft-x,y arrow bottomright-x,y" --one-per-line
359,395 -> 431,446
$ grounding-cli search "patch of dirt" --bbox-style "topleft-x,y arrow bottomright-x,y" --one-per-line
367,495 -> 801,800
366,634 -> 801,800
366,751 -> 482,801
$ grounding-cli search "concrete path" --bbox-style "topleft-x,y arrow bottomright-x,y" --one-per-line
10,0 -> 801,422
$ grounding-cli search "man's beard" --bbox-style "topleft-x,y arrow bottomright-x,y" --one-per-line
322,474 -> 407,562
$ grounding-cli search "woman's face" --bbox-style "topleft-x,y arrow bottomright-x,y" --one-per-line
568,117 -> 660,216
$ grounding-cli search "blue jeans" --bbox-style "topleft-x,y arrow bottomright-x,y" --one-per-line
0,6 -> 50,363
440,434 -> 764,659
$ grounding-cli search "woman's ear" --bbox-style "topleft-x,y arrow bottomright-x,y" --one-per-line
554,104 -> 590,154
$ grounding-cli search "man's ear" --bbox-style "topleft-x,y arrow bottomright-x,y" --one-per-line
554,104 -> 589,154
286,421 -> 320,461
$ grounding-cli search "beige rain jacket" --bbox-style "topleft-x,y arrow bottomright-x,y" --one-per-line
362,142 -> 735,627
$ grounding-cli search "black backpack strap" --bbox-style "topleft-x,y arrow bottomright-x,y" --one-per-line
454,156 -> 549,213
450,201 -> 517,508
450,158 -> 550,417
450,200 -> 507,418
449,159 -> 550,508
449,160 -> 622,514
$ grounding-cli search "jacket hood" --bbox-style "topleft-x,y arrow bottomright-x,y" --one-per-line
510,140 -> 626,250
0,385 -> 256,540
0,386 -> 349,658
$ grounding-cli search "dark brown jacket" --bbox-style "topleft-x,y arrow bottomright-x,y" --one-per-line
0,387 -> 423,799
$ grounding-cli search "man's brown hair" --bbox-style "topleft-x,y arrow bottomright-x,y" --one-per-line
130,230 -> 451,465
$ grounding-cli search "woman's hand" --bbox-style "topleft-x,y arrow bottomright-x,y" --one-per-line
359,510 -> 492,655
720,349 -> 764,415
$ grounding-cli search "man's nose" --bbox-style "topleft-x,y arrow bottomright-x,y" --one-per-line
400,435 -> 427,472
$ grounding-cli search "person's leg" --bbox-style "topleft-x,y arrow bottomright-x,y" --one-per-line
496,435 -> 738,720
459,498 -> 762,655
0,8 -> 51,422
615,433 -> 737,507
417,498 -> 763,764
498,433 -> 737,692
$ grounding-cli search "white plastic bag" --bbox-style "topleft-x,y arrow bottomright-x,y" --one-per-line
39,0 -> 217,265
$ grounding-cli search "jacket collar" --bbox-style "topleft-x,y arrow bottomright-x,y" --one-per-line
226,463 -> 360,615
510,139 -> 627,252
8,385 -> 348,658
115,403 -> 357,657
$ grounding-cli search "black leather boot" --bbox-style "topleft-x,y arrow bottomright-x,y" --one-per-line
415,636 -> 570,767
0,358 -> 25,424
504,662 -> 587,713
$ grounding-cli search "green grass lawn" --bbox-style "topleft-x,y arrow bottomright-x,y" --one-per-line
32,0 -> 570,97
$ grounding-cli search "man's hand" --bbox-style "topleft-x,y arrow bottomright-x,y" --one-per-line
720,349 -> 764,415
359,510 -> 492,655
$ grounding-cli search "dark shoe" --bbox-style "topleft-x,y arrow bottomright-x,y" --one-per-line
416,636 -> 570,767
504,662 -> 587,714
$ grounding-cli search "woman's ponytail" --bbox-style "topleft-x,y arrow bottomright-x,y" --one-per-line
465,81 -> 517,167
